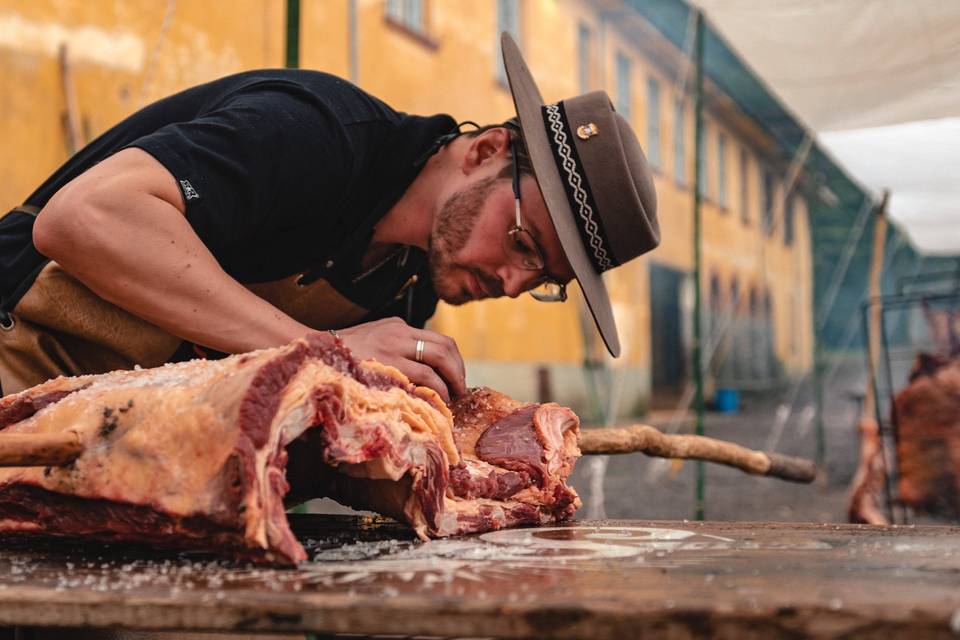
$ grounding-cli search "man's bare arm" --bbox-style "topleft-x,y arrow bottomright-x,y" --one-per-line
33,148 -> 311,354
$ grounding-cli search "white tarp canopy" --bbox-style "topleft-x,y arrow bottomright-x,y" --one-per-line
691,0 -> 960,255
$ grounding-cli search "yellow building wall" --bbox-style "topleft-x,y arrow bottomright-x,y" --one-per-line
0,0 -> 286,208
0,0 -> 814,393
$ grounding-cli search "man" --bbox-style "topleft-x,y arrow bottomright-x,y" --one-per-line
0,34 -> 659,403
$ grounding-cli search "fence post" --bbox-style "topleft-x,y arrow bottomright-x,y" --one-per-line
692,8 -> 706,521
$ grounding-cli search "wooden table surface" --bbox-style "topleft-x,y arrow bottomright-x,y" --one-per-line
0,514 -> 959,639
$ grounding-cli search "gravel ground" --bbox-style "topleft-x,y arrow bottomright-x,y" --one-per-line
569,364 -> 867,524
568,404 -> 859,524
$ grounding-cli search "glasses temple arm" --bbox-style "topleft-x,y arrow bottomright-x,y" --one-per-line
510,141 -> 523,228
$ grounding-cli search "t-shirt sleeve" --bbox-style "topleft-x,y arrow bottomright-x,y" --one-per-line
126,88 -> 353,259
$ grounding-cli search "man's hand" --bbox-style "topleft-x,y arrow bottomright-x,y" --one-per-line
337,317 -> 467,404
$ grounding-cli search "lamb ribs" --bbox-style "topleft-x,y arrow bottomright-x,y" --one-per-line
0,334 -> 580,564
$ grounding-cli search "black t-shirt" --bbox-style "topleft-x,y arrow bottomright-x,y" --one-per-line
0,69 -> 456,333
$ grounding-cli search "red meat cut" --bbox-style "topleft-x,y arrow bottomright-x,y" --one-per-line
894,353 -> 960,517
0,334 -> 580,565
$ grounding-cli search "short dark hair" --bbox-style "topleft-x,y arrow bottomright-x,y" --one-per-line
463,121 -> 533,181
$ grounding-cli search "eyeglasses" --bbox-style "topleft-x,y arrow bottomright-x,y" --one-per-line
503,140 -> 568,303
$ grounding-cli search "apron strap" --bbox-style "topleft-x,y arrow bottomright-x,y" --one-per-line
1,205 -> 46,326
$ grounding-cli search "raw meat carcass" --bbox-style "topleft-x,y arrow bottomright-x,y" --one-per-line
847,417 -> 888,525
894,353 -> 960,517
286,386 -> 580,539
0,335 -> 580,565
922,303 -> 960,358
449,387 -> 580,519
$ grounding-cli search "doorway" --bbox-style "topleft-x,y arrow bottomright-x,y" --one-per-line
649,263 -> 688,401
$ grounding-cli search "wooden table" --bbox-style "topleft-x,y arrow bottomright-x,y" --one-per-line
0,515 -> 958,639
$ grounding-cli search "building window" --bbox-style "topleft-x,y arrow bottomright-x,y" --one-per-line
784,195 -> 796,246
763,290 -> 774,378
710,273 -> 722,312
385,0 -> 425,33
708,273 -> 722,369
615,52 -> 631,122
789,292 -> 798,356
496,0 -> 521,84
646,76 -> 661,170
697,124 -> 709,198
762,169 -> 775,235
730,278 -> 743,379
717,133 -> 727,209
673,100 -> 686,185
740,148 -> 749,224
577,22 -> 591,94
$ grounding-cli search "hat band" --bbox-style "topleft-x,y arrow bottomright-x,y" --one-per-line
541,102 -> 616,273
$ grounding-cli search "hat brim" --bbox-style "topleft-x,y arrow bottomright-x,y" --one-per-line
500,32 -> 621,357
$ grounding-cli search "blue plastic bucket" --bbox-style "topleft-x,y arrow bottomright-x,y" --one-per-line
715,388 -> 740,413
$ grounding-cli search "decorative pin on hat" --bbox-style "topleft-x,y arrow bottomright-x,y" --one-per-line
576,122 -> 599,140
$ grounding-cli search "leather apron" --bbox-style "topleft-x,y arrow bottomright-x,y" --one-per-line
0,207 -> 420,396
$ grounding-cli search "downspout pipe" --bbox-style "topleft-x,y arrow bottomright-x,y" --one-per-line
285,0 -> 300,68
692,8 -> 706,522
348,0 -> 359,83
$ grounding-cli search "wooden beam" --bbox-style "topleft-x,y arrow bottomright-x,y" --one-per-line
58,43 -> 84,155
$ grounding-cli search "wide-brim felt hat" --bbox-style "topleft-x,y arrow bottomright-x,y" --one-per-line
501,32 -> 660,357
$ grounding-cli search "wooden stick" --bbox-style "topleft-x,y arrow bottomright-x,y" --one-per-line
0,432 -> 83,467
0,424 -> 816,483
579,425 -> 817,483
862,191 -> 890,426
58,43 -> 84,155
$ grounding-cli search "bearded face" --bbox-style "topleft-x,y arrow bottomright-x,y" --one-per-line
428,176 -> 503,305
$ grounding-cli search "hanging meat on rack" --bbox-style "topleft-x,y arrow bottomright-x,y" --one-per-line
847,416 -> 888,525
894,352 -> 960,518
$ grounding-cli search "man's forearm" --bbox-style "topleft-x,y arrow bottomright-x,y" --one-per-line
33,151 -> 311,354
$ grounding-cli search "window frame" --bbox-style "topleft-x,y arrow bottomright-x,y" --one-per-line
577,21 -> 592,94
646,76 -> 661,171
495,0 -> 522,87
696,123 -> 709,200
384,0 -> 435,42
739,147 -> 750,225
673,99 -> 686,186
615,51 -> 632,122
717,132 -> 728,210
762,169 -> 775,236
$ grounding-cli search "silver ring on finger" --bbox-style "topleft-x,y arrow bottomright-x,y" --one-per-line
415,339 -> 425,363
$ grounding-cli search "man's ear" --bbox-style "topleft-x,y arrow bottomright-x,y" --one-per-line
462,128 -> 511,175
